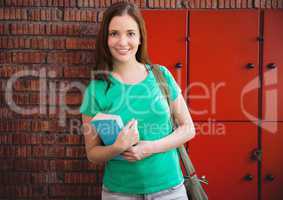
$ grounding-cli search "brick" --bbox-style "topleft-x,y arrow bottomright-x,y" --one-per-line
56,134 -> 82,145
271,0 -> 277,8
11,23 -> 45,35
0,64 -> 62,78
12,133 -> 29,144
63,66 -> 91,78
30,38 -> 66,49
13,159 -> 49,171
5,0 -> 76,7
49,184 -> 97,197
211,0 -> 217,8
0,106 -> 46,119
13,79 -> 40,91
49,159 -> 100,171
153,0 -> 160,7
261,0 -> 267,7
0,24 -> 10,35
0,119 -> 31,132
31,120 -> 52,132
207,0 -> 212,7
0,172 -> 31,184
64,9 -> 97,22
2,91 -> 49,107
241,0 -> 247,8
236,0 -> 242,7
0,159 -> 14,171
47,52 -> 95,64
28,8 -> 63,21
66,38 -> 96,49
159,0 -> 165,7
0,146 -> 16,158
12,52 -> 46,64
0,8 -> 28,20
32,172 -> 62,184
0,52 -> 13,64
65,172 -> 97,183
48,105 -> 86,119
266,0 -> 272,7
10,134 -> 43,145
218,0 -> 224,7
32,145 -> 65,158
65,146 -> 86,158
148,0 -> 154,7
0,134 -> 13,144
254,0 -> 260,7
16,145 -> 33,158
46,23 -> 98,36
0,37 -> 31,49
230,0 -> 235,8
4,93 -> 30,105
15,185 -> 48,198
64,92 -> 83,105
193,0 -> 201,8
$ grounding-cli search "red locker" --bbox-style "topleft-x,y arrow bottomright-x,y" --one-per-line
262,122 -> 283,200
142,9 -> 283,200
189,10 -> 259,121
142,10 -> 188,93
263,10 -> 283,122
188,122 -> 258,200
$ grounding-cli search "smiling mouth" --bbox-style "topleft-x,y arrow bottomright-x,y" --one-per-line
116,49 -> 130,54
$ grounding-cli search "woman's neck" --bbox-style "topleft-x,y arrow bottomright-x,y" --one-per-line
112,60 -> 144,76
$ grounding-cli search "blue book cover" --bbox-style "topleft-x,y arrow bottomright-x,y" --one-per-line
90,114 -> 125,160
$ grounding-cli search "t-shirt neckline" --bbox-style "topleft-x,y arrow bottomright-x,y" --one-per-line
109,64 -> 152,86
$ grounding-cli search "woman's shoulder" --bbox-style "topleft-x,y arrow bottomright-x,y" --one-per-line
85,79 -> 110,93
150,64 -> 172,77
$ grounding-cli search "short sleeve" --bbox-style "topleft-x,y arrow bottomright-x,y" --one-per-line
159,66 -> 182,101
79,81 -> 101,117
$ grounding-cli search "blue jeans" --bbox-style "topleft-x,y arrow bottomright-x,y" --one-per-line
101,183 -> 188,200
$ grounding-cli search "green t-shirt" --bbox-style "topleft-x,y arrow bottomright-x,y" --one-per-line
80,64 -> 184,194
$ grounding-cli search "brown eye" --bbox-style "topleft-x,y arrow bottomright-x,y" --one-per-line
109,32 -> 117,37
128,32 -> 135,37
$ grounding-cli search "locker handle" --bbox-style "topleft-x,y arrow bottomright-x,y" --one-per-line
251,148 -> 262,161
265,174 -> 275,181
244,174 -> 253,181
246,63 -> 255,69
267,63 -> 276,69
175,63 -> 183,68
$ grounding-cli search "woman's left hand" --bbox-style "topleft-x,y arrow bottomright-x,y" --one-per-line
121,140 -> 154,162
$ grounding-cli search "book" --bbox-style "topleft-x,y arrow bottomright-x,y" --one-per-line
90,113 -> 125,160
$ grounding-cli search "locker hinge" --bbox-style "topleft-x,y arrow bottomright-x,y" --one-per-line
251,149 -> 262,161
257,36 -> 264,42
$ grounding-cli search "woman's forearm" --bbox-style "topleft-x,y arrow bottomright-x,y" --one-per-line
86,144 -> 122,163
150,125 -> 195,154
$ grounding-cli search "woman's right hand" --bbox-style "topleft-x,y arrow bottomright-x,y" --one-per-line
113,119 -> 139,153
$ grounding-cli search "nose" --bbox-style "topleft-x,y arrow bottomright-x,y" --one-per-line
117,35 -> 128,46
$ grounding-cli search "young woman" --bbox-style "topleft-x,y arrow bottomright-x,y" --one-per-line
80,2 -> 195,200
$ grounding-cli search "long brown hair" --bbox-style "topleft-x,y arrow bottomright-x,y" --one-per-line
94,1 -> 151,85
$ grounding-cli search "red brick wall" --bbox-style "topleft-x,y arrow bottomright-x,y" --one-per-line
0,0 -> 282,199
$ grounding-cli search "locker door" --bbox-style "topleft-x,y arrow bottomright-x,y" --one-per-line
263,10 -> 283,122
262,122 -> 283,200
189,11 -> 259,121
142,10 -> 188,93
188,122 -> 258,200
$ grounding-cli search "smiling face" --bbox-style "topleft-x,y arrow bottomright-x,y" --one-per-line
107,14 -> 141,65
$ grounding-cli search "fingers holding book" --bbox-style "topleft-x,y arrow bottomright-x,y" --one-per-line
113,119 -> 140,153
